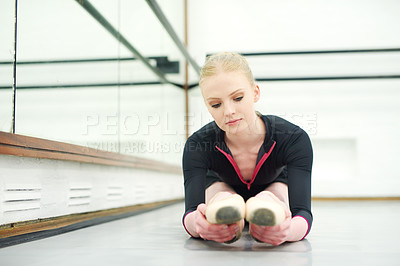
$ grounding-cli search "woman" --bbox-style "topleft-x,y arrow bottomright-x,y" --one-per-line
182,52 -> 313,245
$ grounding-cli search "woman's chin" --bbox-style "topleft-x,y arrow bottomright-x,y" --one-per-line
224,123 -> 248,135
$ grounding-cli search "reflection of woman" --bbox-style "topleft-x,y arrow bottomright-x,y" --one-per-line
182,52 -> 313,245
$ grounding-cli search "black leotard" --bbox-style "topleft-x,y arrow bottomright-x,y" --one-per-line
182,114 -> 313,237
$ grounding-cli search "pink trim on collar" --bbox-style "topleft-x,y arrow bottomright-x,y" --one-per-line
215,141 -> 276,190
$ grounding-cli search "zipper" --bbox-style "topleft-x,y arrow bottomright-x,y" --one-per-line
215,141 -> 276,190
249,141 -> 276,188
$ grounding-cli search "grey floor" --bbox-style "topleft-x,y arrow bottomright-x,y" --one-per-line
0,200 -> 399,266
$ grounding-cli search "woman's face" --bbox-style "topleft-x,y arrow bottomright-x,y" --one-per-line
201,70 -> 260,135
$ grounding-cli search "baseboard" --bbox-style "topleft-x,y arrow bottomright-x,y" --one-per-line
0,199 -> 183,248
312,196 -> 400,201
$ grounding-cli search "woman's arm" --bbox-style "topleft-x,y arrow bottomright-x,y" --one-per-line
285,128 -> 313,238
250,128 -> 313,245
182,139 -> 237,242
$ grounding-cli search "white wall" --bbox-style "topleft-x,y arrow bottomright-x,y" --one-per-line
187,0 -> 400,197
0,154 -> 183,226
188,0 -> 400,59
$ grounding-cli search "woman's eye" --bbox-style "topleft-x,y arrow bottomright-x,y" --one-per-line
234,96 -> 243,101
211,103 -> 221,108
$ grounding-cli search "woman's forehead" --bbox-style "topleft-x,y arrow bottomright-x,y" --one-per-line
202,70 -> 250,87
201,71 -> 252,99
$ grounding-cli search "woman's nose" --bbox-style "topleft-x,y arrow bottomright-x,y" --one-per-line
224,102 -> 235,116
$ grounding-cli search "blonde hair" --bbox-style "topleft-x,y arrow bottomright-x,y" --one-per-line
199,52 -> 255,87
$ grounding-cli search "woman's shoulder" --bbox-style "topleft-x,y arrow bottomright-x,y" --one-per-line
262,114 -> 310,143
262,115 -> 313,160
263,114 -> 303,134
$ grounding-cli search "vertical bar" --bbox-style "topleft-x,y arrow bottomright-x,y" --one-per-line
184,0 -> 189,139
11,0 -> 18,134
117,0 -> 121,153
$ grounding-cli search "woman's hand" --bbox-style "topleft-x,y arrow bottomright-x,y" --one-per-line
249,207 -> 292,246
194,203 -> 240,243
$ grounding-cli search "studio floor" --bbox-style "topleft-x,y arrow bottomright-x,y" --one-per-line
0,200 -> 399,266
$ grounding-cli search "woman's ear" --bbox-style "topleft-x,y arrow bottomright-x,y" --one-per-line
254,85 -> 261,102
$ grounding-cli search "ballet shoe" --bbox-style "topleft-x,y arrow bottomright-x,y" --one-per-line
245,193 -> 286,227
205,194 -> 245,243
205,194 -> 246,224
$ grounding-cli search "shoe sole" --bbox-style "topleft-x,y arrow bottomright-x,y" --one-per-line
245,197 -> 286,226
247,208 -> 276,226
214,206 -> 243,224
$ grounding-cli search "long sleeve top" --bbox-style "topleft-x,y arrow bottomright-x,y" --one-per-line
182,114 -> 313,237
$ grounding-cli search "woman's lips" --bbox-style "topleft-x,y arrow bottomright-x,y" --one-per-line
226,118 -> 242,126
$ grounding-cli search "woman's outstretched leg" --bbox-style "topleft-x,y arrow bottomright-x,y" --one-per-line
205,181 -> 236,204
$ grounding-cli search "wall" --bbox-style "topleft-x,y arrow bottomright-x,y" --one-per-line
0,154 -> 183,225
187,0 -> 400,197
